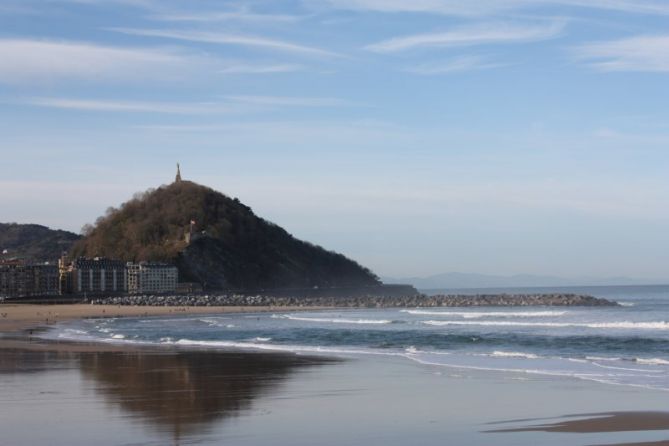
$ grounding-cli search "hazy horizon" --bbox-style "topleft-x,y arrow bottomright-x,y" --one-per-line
2,0 -> 669,279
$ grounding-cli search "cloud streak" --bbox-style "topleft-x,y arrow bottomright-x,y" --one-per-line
365,21 -> 565,53
110,28 -> 341,58
20,97 -> 242,114
19,95 -> 360,113
574,35 -> 669,72
219,63 -> 304,74
223,95 -> 362,107
315,0 -> 669,16
405,55 -> 505,74
152,10 -> 302,23
0,38 -> 212,84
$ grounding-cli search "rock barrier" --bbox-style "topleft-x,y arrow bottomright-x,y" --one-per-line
90,293 -> 618,307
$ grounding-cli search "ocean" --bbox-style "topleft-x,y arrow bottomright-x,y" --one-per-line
47,285 -> 669,392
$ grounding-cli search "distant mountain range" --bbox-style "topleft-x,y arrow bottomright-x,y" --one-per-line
383,272 -> 667,290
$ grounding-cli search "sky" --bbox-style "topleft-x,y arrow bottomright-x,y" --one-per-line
2,0 -> 669,280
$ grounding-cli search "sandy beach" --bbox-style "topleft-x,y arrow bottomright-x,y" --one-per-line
1,303 -> 668,445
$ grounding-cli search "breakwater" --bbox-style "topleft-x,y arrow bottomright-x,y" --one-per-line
90,293 -> 618,307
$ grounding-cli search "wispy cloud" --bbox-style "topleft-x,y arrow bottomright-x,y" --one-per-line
46,0 -> 158,7
152,9 -> 302,23
311,0 -> 516,16
314,0 -> 669,16
574,35 -> 669,72
133,119 -> 413,147
555,0 -> 669,15
365,21 -> 565,53
223,95 -> 362,107
110,28 -> 341,58
219,63 -> 304,74
19,95 -> 359,113
406,55 -> 505,74
19,97 -> 243,114
0,38 -> 212,84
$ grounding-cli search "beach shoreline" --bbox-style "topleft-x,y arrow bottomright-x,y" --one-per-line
1,304 -> 668,445
0,303 -> 333,335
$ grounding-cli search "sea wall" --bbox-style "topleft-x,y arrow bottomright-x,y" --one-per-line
90,293 -> 618,307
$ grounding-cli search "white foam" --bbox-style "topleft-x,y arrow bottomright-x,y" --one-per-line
283,315 -> 392,325
489,351 -> 539,359
139,317 -> 209,323
46,323 -> 669,392
401,354 -> 669,391
58,328 -> 89,337
590,362 -> 662,373
402,310 -> 567,318
171,339 -> 397,357
199,317 -> 229,327
619,302 -> 636,307
422,320 -> 669,330
636,358 -> 669,366
585,356 -> 621,362
402,354 -> 578,377
165,339 -> 669,391
54,328 -> 142,345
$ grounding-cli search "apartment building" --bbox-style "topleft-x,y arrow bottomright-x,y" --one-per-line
0,260 -> 59,298
127,262 -> 178,294
69,257 -> 127,294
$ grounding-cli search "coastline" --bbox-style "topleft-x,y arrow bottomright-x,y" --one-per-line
1,304 -> 668,445
0,303 -> 332,335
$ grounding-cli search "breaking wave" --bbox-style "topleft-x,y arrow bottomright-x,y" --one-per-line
402,310 -> 567,318
282,315 -> 393,325
422,320 -> 669,330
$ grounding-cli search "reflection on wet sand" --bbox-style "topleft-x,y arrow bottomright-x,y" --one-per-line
0,347 -> 78,375
1,345 -> 334,445
79,350 -> 332,441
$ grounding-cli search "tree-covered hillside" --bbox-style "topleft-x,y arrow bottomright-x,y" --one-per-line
0,223 -> 80,262
70,181 -> 380,290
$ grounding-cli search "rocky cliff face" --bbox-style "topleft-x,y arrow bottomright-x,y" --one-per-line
71,180 -> 380,291
0,223 -> 80,262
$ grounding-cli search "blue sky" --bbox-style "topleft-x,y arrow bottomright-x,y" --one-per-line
2,0 -> 669,279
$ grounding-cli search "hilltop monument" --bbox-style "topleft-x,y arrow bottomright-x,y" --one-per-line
175,163 -> 182,183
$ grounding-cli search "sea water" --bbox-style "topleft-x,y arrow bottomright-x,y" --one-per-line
47,285 -> 669,391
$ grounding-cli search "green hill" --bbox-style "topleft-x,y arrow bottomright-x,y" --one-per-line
0,223 -> 80,262
70,180 -> 380,290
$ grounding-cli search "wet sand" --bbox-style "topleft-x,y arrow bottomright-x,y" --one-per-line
593,442 -> 669,446
1,306 -> 669,445
487,412 -> 669,433
1,340 -> 669,446
487,412 -> 669,445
